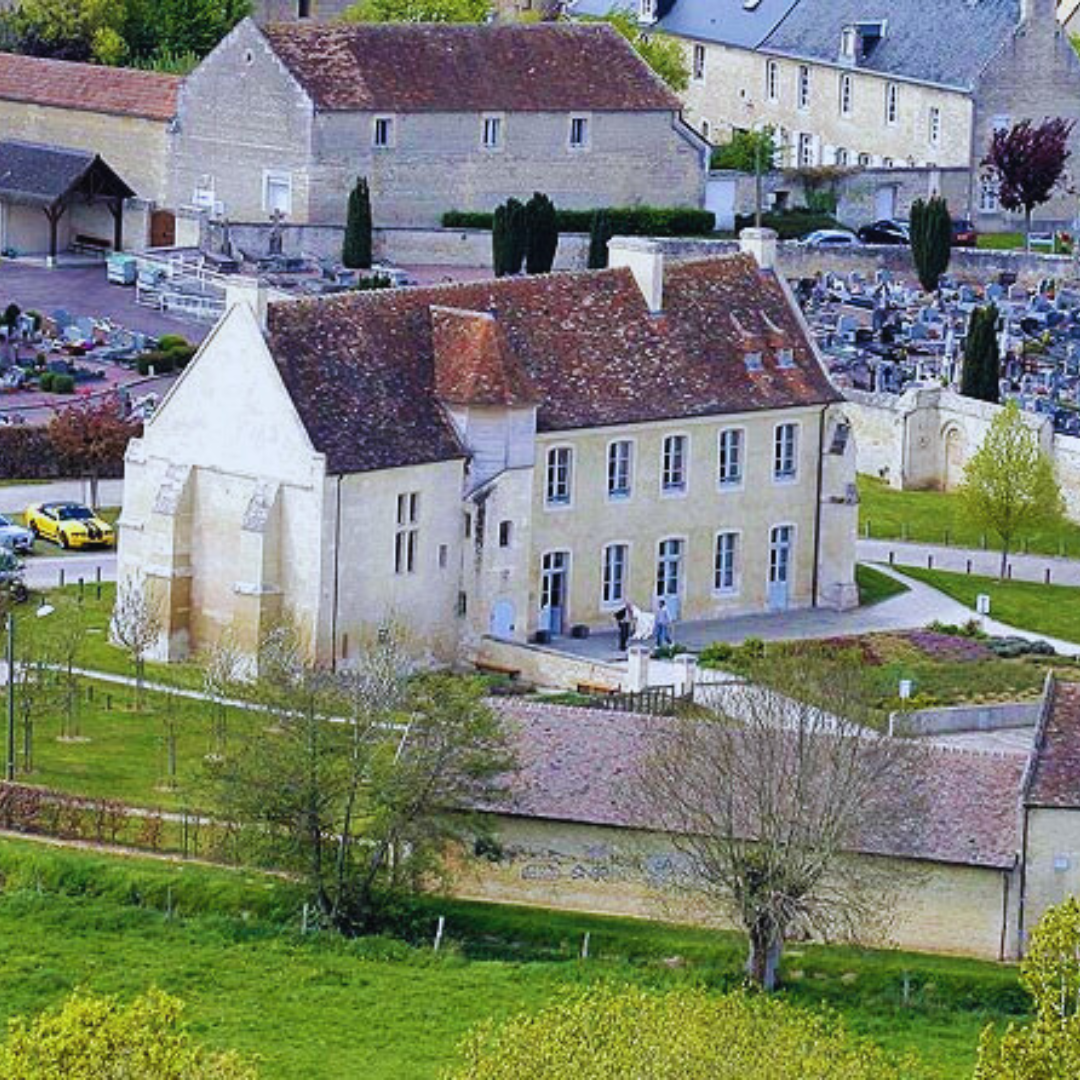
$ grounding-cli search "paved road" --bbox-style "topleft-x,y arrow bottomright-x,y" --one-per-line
858,539 -> 1080,586
23,552 -> 117,590
0,478 -> 123,514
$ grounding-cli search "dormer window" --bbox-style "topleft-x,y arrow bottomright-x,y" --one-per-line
840,26 -> 858,61
777,348 -> 796,369
744,351 -> 764,372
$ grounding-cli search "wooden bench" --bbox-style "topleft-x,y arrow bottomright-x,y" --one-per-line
475,661 -> 521,681
576,682 -> 616,697
72,235 -> 111,256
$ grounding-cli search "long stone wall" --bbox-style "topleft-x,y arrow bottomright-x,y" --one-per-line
473,636 -> 623,693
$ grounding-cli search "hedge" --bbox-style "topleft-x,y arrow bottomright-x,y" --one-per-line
443,205 -> 716,236
0,422 -> 132,481
734,210 -> 842,239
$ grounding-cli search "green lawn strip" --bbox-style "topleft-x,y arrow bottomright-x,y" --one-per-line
896,565 -> 1080,646
0,839 -> 1027,1079
856,564 -> 910,607
857,475 -> 1080,557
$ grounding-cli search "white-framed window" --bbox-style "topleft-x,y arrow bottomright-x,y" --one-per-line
835,147 -> 849,166
882,156 -> 894,168
661,434 -> 688,494
928,106 -> 941,147
774,423 -> 798,481
373,115 -> 394,148
693,44 -> 706,81
765,59 -> 779,102
481,114 -> 504,150
714,532 -> 739,594
840,26 -> 857,59
885,82 -> 899,126
498,520 -> 512,548
979,177 -> 1000,213
569,114 -> 590,149
839,73 -> 853,118
718,428 -> 743,488
797,132 -> 815,166
858,152 -> 872,167
991,114 -> 1011,134
639,0 -> 656,21
797,65 -> 811,110
607,440 -> 633,500
602,543 -> 629,607
394,492 -> 419,575
656,537 -> 684,599
262,170 -> 293,216
545,446 -> 573,506
769,524 -> 795,587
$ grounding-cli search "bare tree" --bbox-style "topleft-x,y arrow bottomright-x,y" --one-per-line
202,629 -> 248,757
110,576 -> 163,710
638,651 -> 927,991
47,598 -> 89,740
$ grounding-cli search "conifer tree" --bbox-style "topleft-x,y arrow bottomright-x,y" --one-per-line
910,196 -> 951,293
524,192 -> 559,274
587,209 -> 612,270
342,177 -> 373,270
960,305 -> 1001,404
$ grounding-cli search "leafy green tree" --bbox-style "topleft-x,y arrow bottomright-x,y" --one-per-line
9,0 -> 128,62
587,209 -> 613,270
205,625 -> 512,933
709,128 -> 779,173
909,196 -> 951,293
0,989 -> 257,1078
152,0 -> 250,58
595,11 -> 689,92
960,400 -> 1064,579
450,985 -> 925,1080
524,192 -> 558,274
960,305 -> 1001,404
343,0 -> 491,22
976,897 -> 1080,1078
342,177 -> 373,270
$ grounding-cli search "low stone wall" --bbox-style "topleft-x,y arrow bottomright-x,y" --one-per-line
892,700 -> 1041,736
375,227 -> 589,271
473,637 -> 623,693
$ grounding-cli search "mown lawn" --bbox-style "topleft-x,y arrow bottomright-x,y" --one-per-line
858,475 -> 1080,556
0,840 -> 1029,1080
895,565 -> 1080,645
856,563 -> 910,606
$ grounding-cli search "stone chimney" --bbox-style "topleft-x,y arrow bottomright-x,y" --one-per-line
739,227 -> 779,271
225,277 -> 270,329
608,237 -> 664,314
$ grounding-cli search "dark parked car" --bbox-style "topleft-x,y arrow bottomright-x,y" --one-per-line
952,219 -> 978,247
857,220 -> 910,245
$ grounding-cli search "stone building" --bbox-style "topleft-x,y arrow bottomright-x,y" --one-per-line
0,52 -> 180,252
456,680 -> 1080,961
250,0 -> 354,20
576,0 -> 1080,229
117,235 -> 857,665
169,18 -> 707,229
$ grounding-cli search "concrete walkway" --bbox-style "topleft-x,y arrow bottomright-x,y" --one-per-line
558,563 -> 1080,667
858,538 -> 1080,586
0,478 -> 123,514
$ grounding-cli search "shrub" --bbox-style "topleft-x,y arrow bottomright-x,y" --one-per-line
443,205 -> 715,236
699,642 -> 736,667
137,351 -> 175,376
156,334 -> 190,352
37,371 -> 55,391
51,374 -> 75,394
734,210 -> 841,239
739,637 -> 766,661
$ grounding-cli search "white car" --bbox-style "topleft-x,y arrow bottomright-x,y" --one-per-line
0,513 -> 33,555
799,229 -> 860,248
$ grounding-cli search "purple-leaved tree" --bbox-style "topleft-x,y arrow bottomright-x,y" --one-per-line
982,118 -> 1076,250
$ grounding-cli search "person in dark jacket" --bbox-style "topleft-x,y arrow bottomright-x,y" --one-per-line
614,602 -> 634,651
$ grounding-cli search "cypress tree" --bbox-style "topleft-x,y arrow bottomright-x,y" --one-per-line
342,177 -> 373,270
910,196 -> 952,294
525,192 -> 559,274
506,198 -> 527,275
587,209 -> 612,270
492,203 -> 509,277
960,305 -> 1001,404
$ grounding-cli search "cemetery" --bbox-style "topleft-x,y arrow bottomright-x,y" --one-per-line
798,267 -> 1080,437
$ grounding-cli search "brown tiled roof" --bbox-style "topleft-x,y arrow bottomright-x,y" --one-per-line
432,306 -> 539,408
1026,680 -> 1080,809
260,22 -> 681,112
0,52 -> 179,121
487,701 -> 1025,870
265,254 -> 841,474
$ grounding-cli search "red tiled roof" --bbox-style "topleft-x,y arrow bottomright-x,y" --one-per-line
432,306 -> 539,408
1026,680 -> 1080,809
0,52 -> 179,121
261,22 -> 681,113
487,701 -> 1025,870
265,254 -> 841,475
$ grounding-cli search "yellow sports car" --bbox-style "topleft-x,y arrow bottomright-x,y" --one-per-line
24,502 -> 115,550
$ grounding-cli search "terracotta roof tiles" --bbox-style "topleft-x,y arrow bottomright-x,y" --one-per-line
0,52 -> 179,121
261,22 -> 681,113
1026,680 -> 1080,809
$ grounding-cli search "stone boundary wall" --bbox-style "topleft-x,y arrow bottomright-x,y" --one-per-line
473,637 -> 623,693
892,700 -> 1042,736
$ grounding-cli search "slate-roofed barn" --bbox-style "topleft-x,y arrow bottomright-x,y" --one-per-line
117,238 -> 857,668
0,53 -> 180,253
169,17 -> 707,230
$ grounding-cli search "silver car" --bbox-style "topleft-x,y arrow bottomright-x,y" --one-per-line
0,513 -> 33,555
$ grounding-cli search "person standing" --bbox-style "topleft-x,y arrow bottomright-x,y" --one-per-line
654,599 -> 672,649
614,602 -> 633,652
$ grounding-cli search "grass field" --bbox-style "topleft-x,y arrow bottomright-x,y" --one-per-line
858,476 -> 1080,556
0,840 -> 1028,1080
896,565 -> 1080,645
856,563 -> 910,606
